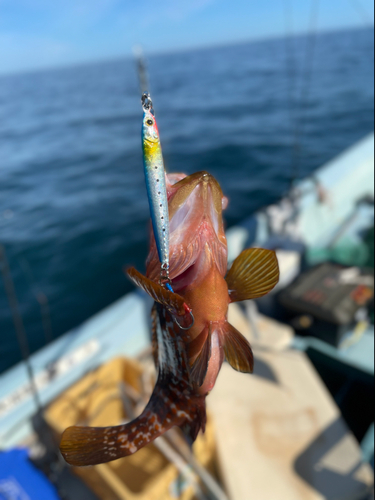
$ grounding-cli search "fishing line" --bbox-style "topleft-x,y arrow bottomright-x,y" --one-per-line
133,45 -> 150,96
0,244 -> 42,411
283,0 -> 298,156
283,0 -> 320,190
18,257 -> 54,344
291,0 -> 320,187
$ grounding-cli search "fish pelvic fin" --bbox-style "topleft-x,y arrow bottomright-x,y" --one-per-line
189,325 -> 212,387
225,248 -> 279,302
218,322 -> 254,373
60,374 -> 206,466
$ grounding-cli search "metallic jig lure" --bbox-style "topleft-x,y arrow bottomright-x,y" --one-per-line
141,93 -> 194,329
141,92 -> 171,286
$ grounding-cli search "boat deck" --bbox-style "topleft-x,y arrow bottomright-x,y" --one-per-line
209,304 -> 374,500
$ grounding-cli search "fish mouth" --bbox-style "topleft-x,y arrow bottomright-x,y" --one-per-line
146,171 -> 227,289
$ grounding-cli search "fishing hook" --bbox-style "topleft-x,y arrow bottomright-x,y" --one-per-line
160,268 -> 195,331
173,309 -> 195,331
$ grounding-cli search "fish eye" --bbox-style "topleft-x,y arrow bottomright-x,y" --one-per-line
146,119 -> 154,126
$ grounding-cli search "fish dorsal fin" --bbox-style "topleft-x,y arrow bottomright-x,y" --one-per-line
219,322 -> 254,373
127,267 -> 186,316
189,326 -> 211,387
225,248 -> 279,302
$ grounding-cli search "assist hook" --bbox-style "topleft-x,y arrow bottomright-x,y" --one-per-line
173,309 -> 195,331
160,266 -> 195,331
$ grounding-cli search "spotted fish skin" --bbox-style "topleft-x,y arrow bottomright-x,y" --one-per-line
60,304 -> 206,466
152,304 -> 207,443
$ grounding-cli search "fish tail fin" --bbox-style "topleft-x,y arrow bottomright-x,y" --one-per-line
60,425 -> 123,466
225,248 -> 279,302
60,375 -> 205,466
60,407 -> 169,466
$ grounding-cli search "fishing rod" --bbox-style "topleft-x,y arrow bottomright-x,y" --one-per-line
0,244 -> 42,411
133,45 -> 150,96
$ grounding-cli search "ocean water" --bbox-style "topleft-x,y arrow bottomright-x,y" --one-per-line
0,28 -> 374,373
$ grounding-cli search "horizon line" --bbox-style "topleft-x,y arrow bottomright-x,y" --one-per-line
0,24 -> 373,79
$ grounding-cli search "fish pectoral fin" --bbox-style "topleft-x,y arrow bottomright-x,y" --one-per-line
220,322 -> 254,373
225,248 -> 279,302
127,267 -> 186,316
189,326 -> 211,387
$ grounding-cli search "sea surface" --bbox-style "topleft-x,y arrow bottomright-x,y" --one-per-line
0,28 -> 374,373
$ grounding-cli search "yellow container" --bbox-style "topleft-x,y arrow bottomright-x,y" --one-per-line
45,357 -> 216,500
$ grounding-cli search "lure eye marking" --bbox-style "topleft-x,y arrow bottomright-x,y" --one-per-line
146,119 -> 154,126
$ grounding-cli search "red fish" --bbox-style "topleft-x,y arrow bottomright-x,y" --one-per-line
60,172 -> 279,466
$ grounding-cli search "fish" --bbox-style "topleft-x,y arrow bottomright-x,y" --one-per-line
59,171 -> 279,466
141,92 -> 171,282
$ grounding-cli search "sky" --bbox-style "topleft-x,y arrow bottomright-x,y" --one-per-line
0,0 -> 374,75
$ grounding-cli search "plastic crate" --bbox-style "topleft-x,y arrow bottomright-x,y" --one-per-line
45,357 -> 216,500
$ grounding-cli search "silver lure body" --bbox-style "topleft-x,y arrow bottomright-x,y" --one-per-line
142,108 -> 170,273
